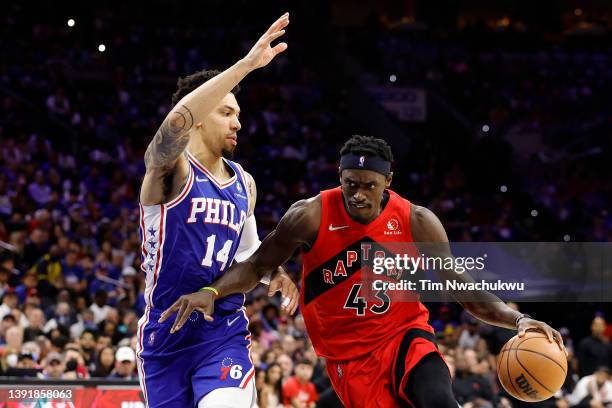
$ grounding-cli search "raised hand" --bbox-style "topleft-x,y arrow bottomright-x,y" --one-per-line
267,266 -> 299,315
242,13 -> 289,71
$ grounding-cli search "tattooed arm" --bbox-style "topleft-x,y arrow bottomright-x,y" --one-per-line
244,171 -> 257,217
139,62 -> 255,206
140,13 -> 290,205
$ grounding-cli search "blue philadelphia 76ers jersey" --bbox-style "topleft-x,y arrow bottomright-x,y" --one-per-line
138,151 -> 250,314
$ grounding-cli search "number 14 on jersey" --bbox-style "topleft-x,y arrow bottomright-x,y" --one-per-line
201,234 -> 233,271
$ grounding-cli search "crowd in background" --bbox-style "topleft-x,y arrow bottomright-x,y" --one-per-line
0,1 -> 611,407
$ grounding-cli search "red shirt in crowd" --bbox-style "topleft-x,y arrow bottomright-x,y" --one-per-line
282,376 -> 319,407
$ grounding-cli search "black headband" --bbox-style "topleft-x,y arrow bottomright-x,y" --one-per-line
339,154 -> 391,176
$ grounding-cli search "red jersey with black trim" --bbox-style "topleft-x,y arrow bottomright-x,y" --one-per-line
300,187 -> 433,361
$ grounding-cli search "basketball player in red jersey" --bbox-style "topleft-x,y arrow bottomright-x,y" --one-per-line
163,135 -> 566,407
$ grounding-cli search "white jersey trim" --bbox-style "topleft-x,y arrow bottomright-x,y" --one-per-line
136,307 -> 150,407
239,305 -> 255,388
187,151 -> 237,189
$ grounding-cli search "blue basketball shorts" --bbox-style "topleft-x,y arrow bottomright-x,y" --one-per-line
136,307 -> 254,408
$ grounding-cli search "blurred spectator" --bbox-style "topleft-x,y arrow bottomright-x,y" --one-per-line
21,341 -> 41,365
108,346 -> 137,380
63,346 -> 89,379
96,334 -> 113,353
43,302 -> 75,333
282,359 -> 319,408
78,330 -> 98,373
91,346 -> 115,378
16,353 -> 36,368
70,308 -> 97,339
259,363 -> 283,408
0,267 -> 11,298
431,305 -> 460,333
277,353 -> 294,381
90,290 -> 112,324
4,325 -> 24,354
23,307 -> 45,341
38,351 -> 64,379
28,171 -> 51,207
0,314 -> 17,344
46,88 -> 70,117
452,350 -> 494,407
578,317 -> 612,377
21,229 -> 49,267
565,366 -> 612,407
0,292 -> 18,319
458,316 -> 481,349
15,270 -> 39,305
89,264 -> 118,299
62,248 -> 85,292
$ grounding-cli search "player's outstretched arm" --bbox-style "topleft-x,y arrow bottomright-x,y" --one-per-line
215,198 -> 317,302
159,197 -> 320,333
411,204 -> 566,353
140,13 -> 290,204
238,170 -> 290,291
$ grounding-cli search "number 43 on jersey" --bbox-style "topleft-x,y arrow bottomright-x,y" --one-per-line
344,283 -> 390,316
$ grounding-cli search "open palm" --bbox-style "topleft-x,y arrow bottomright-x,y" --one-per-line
243,13 -> 289,70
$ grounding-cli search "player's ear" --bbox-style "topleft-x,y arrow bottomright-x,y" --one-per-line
385,172 -> 393,188
338,167 -> 342,184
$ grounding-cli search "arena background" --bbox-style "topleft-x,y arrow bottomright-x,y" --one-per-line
0,0 -> 610,406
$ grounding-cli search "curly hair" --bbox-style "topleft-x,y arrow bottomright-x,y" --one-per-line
171,69 -> 241,107
339,135 -> 394,162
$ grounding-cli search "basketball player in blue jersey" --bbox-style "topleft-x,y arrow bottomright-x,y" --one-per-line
137,13 -> 299,408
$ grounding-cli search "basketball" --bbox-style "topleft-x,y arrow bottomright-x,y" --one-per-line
497,331 -> 567,402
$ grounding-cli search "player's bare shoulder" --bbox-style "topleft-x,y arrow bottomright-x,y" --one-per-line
410,203 -> 449,245
277,195 -> 321,246
288,195 -> 321,225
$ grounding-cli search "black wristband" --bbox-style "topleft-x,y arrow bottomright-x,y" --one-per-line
515,313 -> 532,327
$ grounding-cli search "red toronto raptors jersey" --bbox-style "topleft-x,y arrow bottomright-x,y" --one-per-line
301,187 -> 433,360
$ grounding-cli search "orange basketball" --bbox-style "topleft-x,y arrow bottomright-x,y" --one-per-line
497,331 -> 567,402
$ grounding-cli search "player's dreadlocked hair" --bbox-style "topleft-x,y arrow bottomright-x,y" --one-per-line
340,135 -> 394,162
171,69 -> 241,107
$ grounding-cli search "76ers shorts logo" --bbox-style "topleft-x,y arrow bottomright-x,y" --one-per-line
220,357 -> 244,381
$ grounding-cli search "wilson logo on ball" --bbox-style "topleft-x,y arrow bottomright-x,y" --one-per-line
515,374 -> 538,399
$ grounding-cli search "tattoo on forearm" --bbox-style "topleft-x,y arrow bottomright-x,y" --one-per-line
248,178 -> 256,201
247,174 -> 257,215
144,105 -> 194,168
